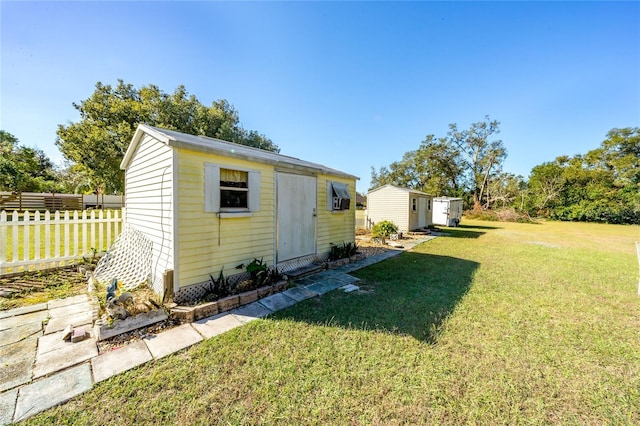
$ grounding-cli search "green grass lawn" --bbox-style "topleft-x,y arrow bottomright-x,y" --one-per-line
24,219 -> 640,424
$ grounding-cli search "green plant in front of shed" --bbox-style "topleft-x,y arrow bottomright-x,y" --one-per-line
328,241 -> 360,261
206,268 -> 234,301
371,220 -> 398,243
246,258 -> 270,287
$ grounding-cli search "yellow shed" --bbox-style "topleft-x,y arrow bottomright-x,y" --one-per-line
120,124 -> 358,302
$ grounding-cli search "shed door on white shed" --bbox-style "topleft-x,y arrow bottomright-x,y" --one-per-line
418,197 -> 427,228
276,173 -> 317,262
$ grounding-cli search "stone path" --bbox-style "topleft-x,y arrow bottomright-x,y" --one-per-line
0,236 -> 435,424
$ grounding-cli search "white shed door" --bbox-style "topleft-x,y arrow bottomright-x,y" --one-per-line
277,173 -> 317,262
433,200 -> 448,225
418,197 -> 427,228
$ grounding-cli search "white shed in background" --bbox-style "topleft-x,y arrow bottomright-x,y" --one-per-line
432,197 -> 463,227
366,184 -> 433,232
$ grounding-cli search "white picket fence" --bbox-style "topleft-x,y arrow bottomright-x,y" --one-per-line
0,209 -> 124,275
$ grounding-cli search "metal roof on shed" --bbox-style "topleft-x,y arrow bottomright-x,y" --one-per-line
367,184 -> 432,196
121,124 -> 358,180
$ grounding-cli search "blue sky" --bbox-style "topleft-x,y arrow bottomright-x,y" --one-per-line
2,1 -> 639,193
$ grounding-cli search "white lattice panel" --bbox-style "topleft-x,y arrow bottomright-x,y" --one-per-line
93,225 -> 152,290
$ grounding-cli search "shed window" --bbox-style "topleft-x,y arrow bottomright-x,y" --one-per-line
327,181 -> 351,211
428,199 -> 431,211
412,198 -> 417,212
204,164 -> 260,213
220,169 -> 248,208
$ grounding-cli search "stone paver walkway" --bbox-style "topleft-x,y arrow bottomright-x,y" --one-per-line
0,236 -> 435,424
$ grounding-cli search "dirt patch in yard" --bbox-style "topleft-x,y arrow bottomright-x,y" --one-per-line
0,267 -> 88,311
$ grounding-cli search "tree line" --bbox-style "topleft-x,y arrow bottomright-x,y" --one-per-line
2,81 -> 638,224
370,117 -> 639,224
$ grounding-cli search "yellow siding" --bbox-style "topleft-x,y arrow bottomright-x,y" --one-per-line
175,148 -> 275,287
316,174 -> 356,256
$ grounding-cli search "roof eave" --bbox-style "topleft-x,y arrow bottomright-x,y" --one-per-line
120,124 -> 175,170
169,139 -> 358,180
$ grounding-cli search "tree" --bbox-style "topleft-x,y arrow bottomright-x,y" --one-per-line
598,127 -> 640,186
370,117 -> 506,209
370,134 -> 463,196
0,131 -> 60,192
445,116 -> 507,210
56,80 -> 279,194
527,160 -> 565,213
486,172 -> 524,209
526,127 -> 640,224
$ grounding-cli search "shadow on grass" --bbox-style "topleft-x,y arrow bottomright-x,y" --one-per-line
457,223 -> 501,230
271,251 -> 478,344
437,228 -> 486,239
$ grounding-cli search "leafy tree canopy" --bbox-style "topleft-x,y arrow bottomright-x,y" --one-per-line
446,116 -> 507,210
0,130 -> 60,192
527,127 -> 639,224
371,116 -> 506,210
56,80 -> 279,194
371,134 -> 464,198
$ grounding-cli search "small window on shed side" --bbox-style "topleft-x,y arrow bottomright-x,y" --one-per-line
326,181 -> 351,211
220,169 -> 248,208
204,164 -> 260,213
412,198 -> 417,212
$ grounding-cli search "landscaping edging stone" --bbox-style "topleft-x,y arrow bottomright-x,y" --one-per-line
326,253 -> 366,269
94,309 -> 168,341
170,280 -> 289,323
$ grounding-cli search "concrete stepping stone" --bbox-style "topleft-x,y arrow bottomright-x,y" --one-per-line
33,337 -> 97,379
92,340 -> 152,382
313,270 -> 343,280
191,313 -> 244,339
47,294 -> 90,310
0,338 -> 37,392
258,293 -> 297,312
0,388 -> 18,426
37,327 -> 93,356
282,286 -> 318,302
306,278 -> 346,295
0,303 -> 47,320
0,310 -> 48,332
48,302 -> 93,319
231,303 -> 273,324
331,274 -> 361,285
13,363 -> 93,423
44,310 -> 94,335
143,323 -> 203,359
290,276 -> 317,287
0,321 -> 42,347
341,284 -> 360,293
338,264 -> 360,273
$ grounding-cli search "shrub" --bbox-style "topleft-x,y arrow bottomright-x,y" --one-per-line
206,268 -> 234,301
371,220 -> 398,241
328,242 -> 359,261
246,258 -> 269,286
